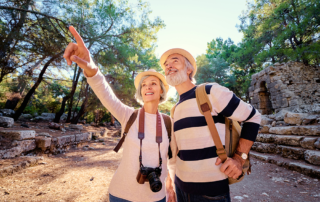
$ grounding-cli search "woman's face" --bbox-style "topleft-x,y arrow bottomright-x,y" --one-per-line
141,76 -> 163,104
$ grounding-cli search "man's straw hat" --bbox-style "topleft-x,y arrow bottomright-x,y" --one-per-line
160,48 -> 197,75
134,69 -> 169,92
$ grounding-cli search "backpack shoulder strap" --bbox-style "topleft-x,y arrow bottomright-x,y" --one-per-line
161,113 -> 172,140
113,109 -> 139,152
195,83 -> 212,115
170,104 -> 177,119
195,84 -> 228,162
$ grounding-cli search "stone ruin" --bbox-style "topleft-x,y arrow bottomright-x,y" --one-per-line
249,61 -> 320,115
249,62 -> 320,178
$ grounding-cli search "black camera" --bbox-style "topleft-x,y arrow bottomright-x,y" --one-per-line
136,166 -> 162,192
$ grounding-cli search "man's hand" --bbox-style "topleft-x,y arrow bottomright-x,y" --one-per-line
166,175 -> 176,202
215,156 -> 243,179
63,26 -> 98,77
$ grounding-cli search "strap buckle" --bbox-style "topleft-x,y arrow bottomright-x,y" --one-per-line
216,148 -> 226,156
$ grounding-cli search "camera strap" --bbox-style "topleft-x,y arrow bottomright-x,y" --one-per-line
138,107 -> 163,168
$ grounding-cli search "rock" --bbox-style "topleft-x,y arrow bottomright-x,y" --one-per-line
268,114 -> 276,120
61,128 -> 66,132
302,115 -> 319,125
0,140 -> 36,158
75,133 -> 85,142
275,110 -> 289,121
0,112 -> 2,116
68,124 -> 83,130
20,123 -> 29,128
284,112 -> 308,125
0,130 -> 35,140
114,120 -> 121,127
276,121 -> 288,126
315,138 -> 320,149
0,117 -> 14,128
101,128 -> 108,136
261,116 -> 273,126
35,137 -> 52,151
278,145 -> 305,160
37,132 -> 51,137
300,137 -> 317,150
34,113 -> 55,121
269,125 -> 320,136
234,196 -> 244,200
89,147 -> 94,150
19,114 -> 33,120
271,121 -> 276,127
269,126 -> 293,135
274,135 -> 303,146
92,132 -> 100,140
256,134 -> 275,143
0,109 -> 15,117
304,150 -> 320,165
293,126 -> 320,136
102,142 -> 106,145
253,142 -> 276,153
260,125 -> 271,133
57,136 -> 67,145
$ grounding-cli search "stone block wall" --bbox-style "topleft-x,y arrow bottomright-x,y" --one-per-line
251,110 -> 320,178
249,62 -> 320,115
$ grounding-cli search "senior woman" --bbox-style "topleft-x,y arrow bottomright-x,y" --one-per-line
63,26 -> 176,202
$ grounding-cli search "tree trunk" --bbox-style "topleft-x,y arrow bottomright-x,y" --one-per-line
71,84 -> 89,124
13,52 -> 63,121
4,58 -> 44,110
66,66 -> 82,122
53,95 -> 71,123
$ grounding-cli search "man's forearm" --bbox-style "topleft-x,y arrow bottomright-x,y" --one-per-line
233,138 -> 254,166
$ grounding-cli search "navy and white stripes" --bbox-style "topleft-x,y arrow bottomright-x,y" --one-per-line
168,83 -> 261,196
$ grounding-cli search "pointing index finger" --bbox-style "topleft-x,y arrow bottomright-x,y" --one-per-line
69,26 -> 86,47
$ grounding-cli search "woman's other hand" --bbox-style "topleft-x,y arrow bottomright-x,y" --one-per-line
63,26 -> 98,77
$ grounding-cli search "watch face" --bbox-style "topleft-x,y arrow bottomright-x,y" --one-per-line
241,153 -> 248,159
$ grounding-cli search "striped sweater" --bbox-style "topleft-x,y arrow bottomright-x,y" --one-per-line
168,83 -> 261,196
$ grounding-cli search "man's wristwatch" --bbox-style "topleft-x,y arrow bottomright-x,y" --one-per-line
235,151 -> 248,160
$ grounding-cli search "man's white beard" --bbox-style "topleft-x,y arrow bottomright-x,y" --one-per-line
166,67 -> 188,86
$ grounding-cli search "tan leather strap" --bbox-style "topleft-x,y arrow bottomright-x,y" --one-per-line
162,114 -> 171,140
196,84 -> 228,162
113,109 -> 139,153
138,107 -> 163,167
196,83 -> 212,115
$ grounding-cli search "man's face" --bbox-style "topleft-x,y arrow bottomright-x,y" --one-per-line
164,54 -> 190,86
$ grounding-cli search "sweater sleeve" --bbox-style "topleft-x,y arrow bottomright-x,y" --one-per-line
84,69 -> 134,126
209,83 -> 261,142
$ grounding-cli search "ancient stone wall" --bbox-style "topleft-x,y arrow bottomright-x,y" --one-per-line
249,62 -> 320,115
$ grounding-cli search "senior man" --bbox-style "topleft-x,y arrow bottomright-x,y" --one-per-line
163,48 -> 261,202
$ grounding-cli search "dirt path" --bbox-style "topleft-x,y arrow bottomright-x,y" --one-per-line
0,139 -> 319,202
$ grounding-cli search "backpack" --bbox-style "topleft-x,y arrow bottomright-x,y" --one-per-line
170,83 -> 250,185
114,109 -> 172,153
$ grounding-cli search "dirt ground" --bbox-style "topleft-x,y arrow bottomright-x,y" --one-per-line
0,138 -> 319,202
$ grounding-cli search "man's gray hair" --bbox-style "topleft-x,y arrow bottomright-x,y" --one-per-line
184,57 -> 196,84
135,75 -> 168,105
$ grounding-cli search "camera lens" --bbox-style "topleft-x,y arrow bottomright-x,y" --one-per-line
147,172 -> 162,192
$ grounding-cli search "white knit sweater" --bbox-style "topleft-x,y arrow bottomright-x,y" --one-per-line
86,70 -> 169,202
